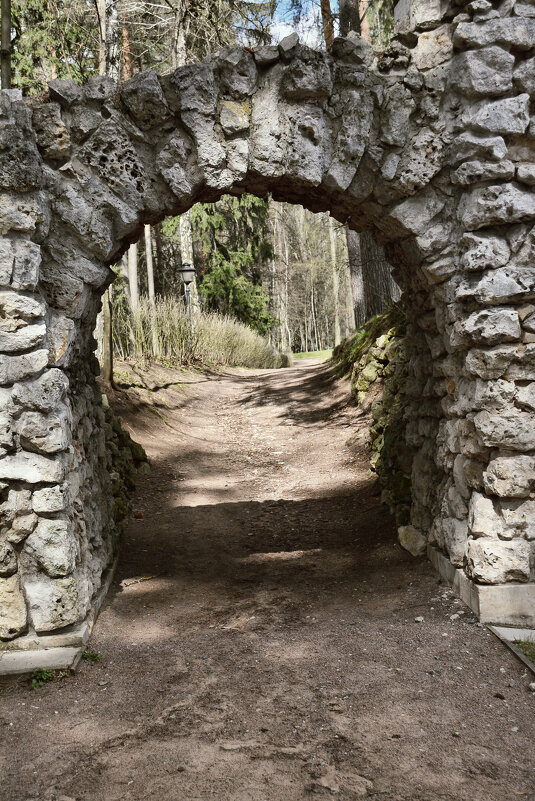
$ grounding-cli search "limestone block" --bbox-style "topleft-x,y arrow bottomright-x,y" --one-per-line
381,187 -> 446,238
324,88 -> 373,191
398,525 -> 427,557
280,50 -> 332,102
7,513 -> 37,544
459,266 -> 535,306
24,571 -> 90,632
516,383 -> 535,410
166,63 -> 217,116
449,47 -> 514,97
0,541 -> 17,576
32,485 -> 65,514
517,164 -> 535,186
18,410 -> 70,454
0,121 -> 43,192
0,574 -> 27,639
379,84 -> 416,147
514,56 -> 535,95
47,312 -> 76,367
216,48 -> 257,99
515,2 -> 535,16
461,95 -> 530,135
284,106 -> 327,187
460,232 -> 510,272
70,105 -> 101,142
451,159 -> 514,186
451,308 -> 520,347
454,18 -> 535,50
278,33 -> 299,60
505,343 -> 535,381
474,408 -> 535,450
32,103 -> 71,161
469,491 -> 503,538
0,290 -> 45,320
447,132 -> 507,166
11,368 -> 69,412
220,100 -> 250,135
23,518 -> 77,577
0,322 -> 46,354
253,45 -> 279,67
0,452 -> 63,483
0,239 -> 41,291
157,131 -> 204,204
331,33 -> 374,66
458,184 -> 535,230
84,75 -> 116,103
0,350 -> 48,386
0,192 -> 46,236
412,24 -> 453,70
483,454 -> 535,498
48,78 -> 83,108
500,498 -> 535,540
395,0 -> 448,31
1,487 -> 31,521
466,538 -> 531,584
120,71 -> 171,130
442,517 -> 469,567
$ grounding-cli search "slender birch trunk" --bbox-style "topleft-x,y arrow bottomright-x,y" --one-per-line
1,0 -> 10,90
329,215 -> 341,346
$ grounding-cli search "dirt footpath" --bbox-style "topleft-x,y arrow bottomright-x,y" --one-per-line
1,359 -> 534,801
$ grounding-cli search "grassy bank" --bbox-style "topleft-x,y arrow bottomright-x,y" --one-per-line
113,297 -> 290,370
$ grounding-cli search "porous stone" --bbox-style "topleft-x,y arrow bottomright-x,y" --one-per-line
458,184 -> 535,229
11,368 -> 69,412
454,18 -> 535,50
466,538 -> 531,584
32,104 -> 71,161
0,574 -> 27,639
515,383 -> 535,410
461,95 -> 530,135
18,410 -> 70,454
23,518 -> 77,577
0,239 -> 41,290
31,486 -> 65,515
398,525 -> 427,556
474,408 -> 535,450
0,452 -> 63,483
460,232 -> 510,272
24,571 -> 89,632
449,47 -> 514,97
48,79 -> 83,109
469,491 -> 503,537
0,350 -> 48,386
219,100 -> 250,135
451,159 -> 515,185
451,308 -> 521,346
120,71 -> 171,130
483,454 -> 535,498
447,132 -> 507,165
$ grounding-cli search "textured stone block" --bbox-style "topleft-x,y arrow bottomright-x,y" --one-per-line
466,538 -> 531,584
0,574 -> 27,639
23,518 -> 77,578
449,47 -> 514,97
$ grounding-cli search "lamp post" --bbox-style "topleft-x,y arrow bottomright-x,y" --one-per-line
178,262 -> 195,322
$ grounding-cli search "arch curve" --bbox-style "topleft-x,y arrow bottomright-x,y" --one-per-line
1,2 -> 535,659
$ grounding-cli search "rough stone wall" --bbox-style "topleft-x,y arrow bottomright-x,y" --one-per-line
1,0 -> 535,643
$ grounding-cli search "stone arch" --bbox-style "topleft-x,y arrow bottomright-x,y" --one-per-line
1,0 -> 535,665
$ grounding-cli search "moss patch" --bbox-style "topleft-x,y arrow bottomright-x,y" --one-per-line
332,305 -> 413,526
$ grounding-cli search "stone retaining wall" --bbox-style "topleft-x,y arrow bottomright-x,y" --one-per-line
1,0 -> 535,648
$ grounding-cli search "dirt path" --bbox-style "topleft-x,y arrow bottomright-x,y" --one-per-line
2,360 -> 535,801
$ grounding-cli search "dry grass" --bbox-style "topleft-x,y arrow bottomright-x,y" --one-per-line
113,297 -> 290,370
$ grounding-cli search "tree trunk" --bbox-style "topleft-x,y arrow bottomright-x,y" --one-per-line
328,215 -> 341,346
101,287 -> 114,384
1,0 -> 11,89
144,224 -> 159,357
346,227 -> 366,328
97,0 -> 106,76
320,0 -> 334,49
127,243 -> 139,311
360,231 -> 400,317
105,0 -> 120,80
339,0 -> 361,36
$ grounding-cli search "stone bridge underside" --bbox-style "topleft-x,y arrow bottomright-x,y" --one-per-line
1,0 -> 535,663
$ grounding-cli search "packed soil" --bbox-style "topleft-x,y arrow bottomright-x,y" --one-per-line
1,358 -> 535,801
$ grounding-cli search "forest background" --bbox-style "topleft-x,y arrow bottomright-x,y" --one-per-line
4,0 -> 399,363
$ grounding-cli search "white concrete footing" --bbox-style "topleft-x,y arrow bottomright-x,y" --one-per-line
0,557 -> 118,676
428,544 -> 535,628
